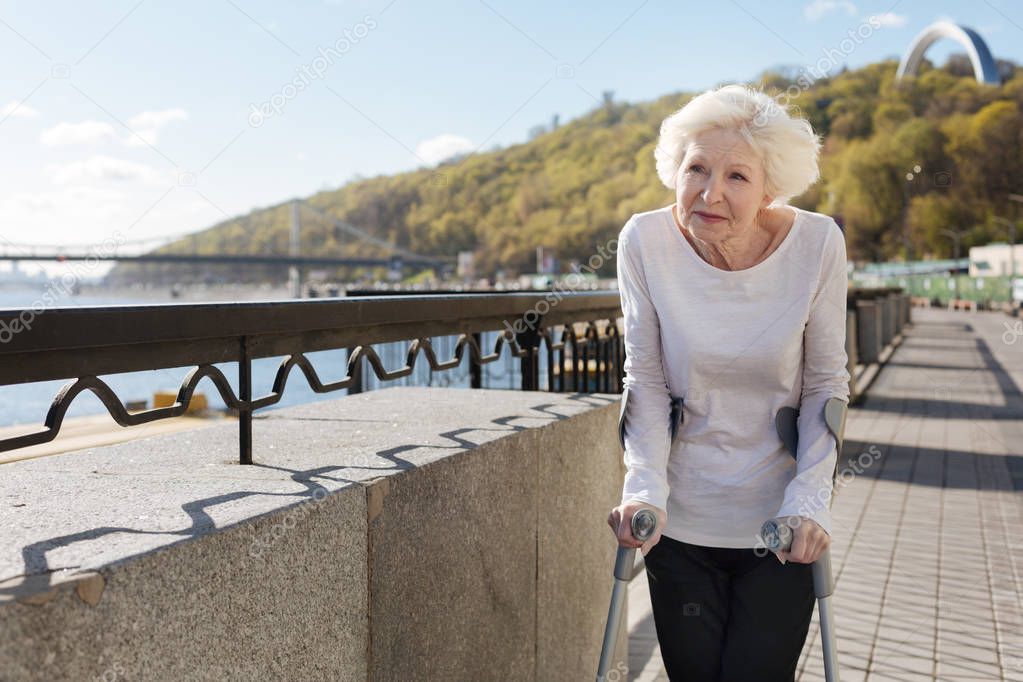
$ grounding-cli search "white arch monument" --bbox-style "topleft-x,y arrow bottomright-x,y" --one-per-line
896,21 -> 999,85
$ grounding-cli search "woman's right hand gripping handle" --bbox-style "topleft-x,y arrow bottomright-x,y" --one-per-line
607,502 -> 667,556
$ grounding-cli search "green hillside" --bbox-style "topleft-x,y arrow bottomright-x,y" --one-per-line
107,56 -> 1023,285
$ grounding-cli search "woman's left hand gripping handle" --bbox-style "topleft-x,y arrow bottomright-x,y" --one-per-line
608,502 -> 667,556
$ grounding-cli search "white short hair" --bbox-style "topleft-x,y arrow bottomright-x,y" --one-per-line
654,84 -> 822,205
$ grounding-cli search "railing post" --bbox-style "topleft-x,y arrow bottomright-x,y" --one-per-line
557,327 -> 567,393
346,347 -> 364,395
545,335 -> 554,393
572,329 -> 581,392
470,332 -> 483,389
881,293 -> 896,347
581,325 -> 591,392
516,315 -> 542,391
856,299 -> 881,365
239,336 -> 253,465
599,331 -> 609,393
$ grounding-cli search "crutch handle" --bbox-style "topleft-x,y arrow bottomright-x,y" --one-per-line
760,516 -> 794,553
631,507 -> 658,541
612,508 -> 656,579
759,517 -> 835,597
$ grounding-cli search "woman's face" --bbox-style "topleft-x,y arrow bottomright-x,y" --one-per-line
674,127 -> 773,243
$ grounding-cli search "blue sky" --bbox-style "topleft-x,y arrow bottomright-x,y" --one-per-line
1,0 -> 1021,267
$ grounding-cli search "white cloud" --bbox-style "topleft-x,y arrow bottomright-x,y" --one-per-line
40,120 -> 117,146
805,0 -> 857,22
415,133 -> 474,166
124,107 -> 188,147
873,12 -> 907,28
47,155 -> 163,185
1,101 -> 39,119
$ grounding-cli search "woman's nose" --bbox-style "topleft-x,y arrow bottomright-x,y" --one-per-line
701,172 -> 725,204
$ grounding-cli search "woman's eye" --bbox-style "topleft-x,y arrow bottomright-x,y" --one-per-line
731,173 -> 747,181
688,164 -> 704,173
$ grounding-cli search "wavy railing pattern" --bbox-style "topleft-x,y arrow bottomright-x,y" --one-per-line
1,319 -> 624,462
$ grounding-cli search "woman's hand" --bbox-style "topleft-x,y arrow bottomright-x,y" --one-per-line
774,515 -> 830,564
607,502 -> 667,556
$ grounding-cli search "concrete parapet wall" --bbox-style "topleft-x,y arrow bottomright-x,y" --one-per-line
0,387 -> 625,681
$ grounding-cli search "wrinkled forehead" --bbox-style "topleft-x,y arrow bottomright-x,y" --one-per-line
683,128 -> 761,168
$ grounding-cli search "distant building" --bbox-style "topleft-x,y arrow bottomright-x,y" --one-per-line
969,243 -> 1023,277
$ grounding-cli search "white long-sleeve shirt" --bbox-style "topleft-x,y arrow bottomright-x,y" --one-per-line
616,203 -> 850,548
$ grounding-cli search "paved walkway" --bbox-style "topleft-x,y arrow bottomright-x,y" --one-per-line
627,307 -> 1023,681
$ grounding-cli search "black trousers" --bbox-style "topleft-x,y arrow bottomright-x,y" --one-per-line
642,533 -> 816,682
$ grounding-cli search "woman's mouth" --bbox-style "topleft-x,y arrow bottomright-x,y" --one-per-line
694,211 -> 726,223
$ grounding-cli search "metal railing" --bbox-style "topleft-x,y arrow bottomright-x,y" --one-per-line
0,286 -> 911,463
0,292 -> 626,463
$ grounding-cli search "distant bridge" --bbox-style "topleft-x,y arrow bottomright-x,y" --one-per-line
0,252 -> 447,270
0,200 -> 454,279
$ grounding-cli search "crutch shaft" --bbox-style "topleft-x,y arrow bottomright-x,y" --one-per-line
596,550 -> 634,681
769,397 -> 848,681
818,595 -> 841,682
760,524 -> 842,682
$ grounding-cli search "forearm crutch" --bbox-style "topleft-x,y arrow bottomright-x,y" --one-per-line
596,508 -> 657,682
761,396 -> 847,682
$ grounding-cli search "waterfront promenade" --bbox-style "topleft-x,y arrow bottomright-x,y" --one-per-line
627,307 -> 1023,681
2,295 -> 1018,679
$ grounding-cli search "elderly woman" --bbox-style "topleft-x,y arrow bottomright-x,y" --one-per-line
607,84 -> 850,680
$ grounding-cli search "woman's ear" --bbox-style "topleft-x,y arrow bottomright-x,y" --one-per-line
760,193 -> 774,209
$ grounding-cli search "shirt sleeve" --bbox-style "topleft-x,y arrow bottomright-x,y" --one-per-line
616,217 -> 672,511
775,220 -> 851,535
